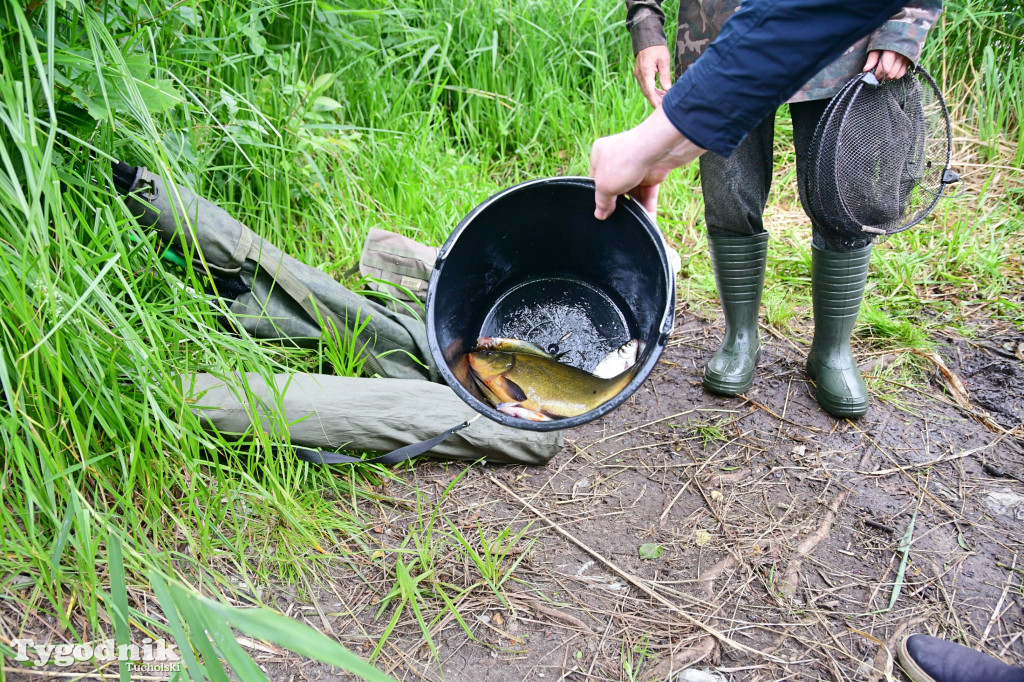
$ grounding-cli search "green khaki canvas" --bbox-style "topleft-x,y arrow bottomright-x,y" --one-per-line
184,373 -> 563,464
119,166 -> 563,465
359,227 -> 438,312
122,168 -> 438,382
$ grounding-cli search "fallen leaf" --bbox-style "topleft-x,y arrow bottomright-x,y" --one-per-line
639,543 -> 663,560
235,636 -> 283,655
695,530 -> 712,547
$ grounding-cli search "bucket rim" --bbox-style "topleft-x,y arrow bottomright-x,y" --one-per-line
425,175 -> 675,431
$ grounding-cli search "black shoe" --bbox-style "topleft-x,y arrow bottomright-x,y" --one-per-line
897,634 -> 1024,682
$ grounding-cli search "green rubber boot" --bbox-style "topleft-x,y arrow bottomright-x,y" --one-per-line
703,232 -> 769,396
806,244 -> 872,418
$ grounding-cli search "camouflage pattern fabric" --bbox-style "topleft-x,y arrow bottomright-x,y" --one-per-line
626,0 -> 942,102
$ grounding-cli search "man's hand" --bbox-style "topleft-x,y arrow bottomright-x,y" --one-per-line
590,134 -> 669,218
633,45 -> 672,109
590,106 -> 704,220
863,49 -> 911,81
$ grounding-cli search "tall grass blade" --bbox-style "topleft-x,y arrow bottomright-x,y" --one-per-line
107,533 -> 132,682
201,594 -> 396,681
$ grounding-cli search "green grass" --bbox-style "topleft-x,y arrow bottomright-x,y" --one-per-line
764,285 -> 801,332
620,632 -> 655,681
690,417 -> 729,446
0,0 -> 1021,678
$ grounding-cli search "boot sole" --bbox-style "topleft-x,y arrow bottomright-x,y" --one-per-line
703,348 -> 761,397
815,397 -> 868,419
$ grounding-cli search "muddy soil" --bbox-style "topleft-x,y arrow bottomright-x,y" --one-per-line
254,312 -> 1024,682
941,333 -> 1024,433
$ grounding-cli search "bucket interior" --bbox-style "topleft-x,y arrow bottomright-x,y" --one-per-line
426,177 -> 673,430
480,276 -> 631,373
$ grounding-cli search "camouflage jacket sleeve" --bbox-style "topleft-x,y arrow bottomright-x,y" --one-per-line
866,0 -> 942,64
626,0 -> 668,55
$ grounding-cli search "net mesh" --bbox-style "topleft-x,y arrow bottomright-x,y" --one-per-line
804,66 -> 955,240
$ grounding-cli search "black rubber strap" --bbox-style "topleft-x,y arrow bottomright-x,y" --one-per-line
295,418 -> 476,466
111,161 -> 143,195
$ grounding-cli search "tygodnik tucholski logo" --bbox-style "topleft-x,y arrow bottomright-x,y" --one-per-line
12,637 -> 181,672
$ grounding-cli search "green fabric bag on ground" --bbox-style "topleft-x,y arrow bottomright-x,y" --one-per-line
120,166 -> 437,382
184,372 -> 562,465
115,164 -> 563,464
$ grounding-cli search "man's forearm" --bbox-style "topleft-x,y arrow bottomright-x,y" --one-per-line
590,107 -> 703,219
629,106 -> 702,168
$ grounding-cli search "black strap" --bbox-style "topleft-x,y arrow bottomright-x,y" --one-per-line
295,418 -> 476,466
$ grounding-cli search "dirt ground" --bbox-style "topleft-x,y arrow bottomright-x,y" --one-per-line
7,303 -> 1020,682
250,305 -> 1024,682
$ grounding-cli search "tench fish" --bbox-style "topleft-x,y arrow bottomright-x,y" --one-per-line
467,349 -> 637,421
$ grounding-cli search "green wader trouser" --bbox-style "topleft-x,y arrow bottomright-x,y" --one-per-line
122,167 -> 438,382
116,165 -> 563,464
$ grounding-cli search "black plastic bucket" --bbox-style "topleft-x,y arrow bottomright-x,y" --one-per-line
426,177 -> 675,431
